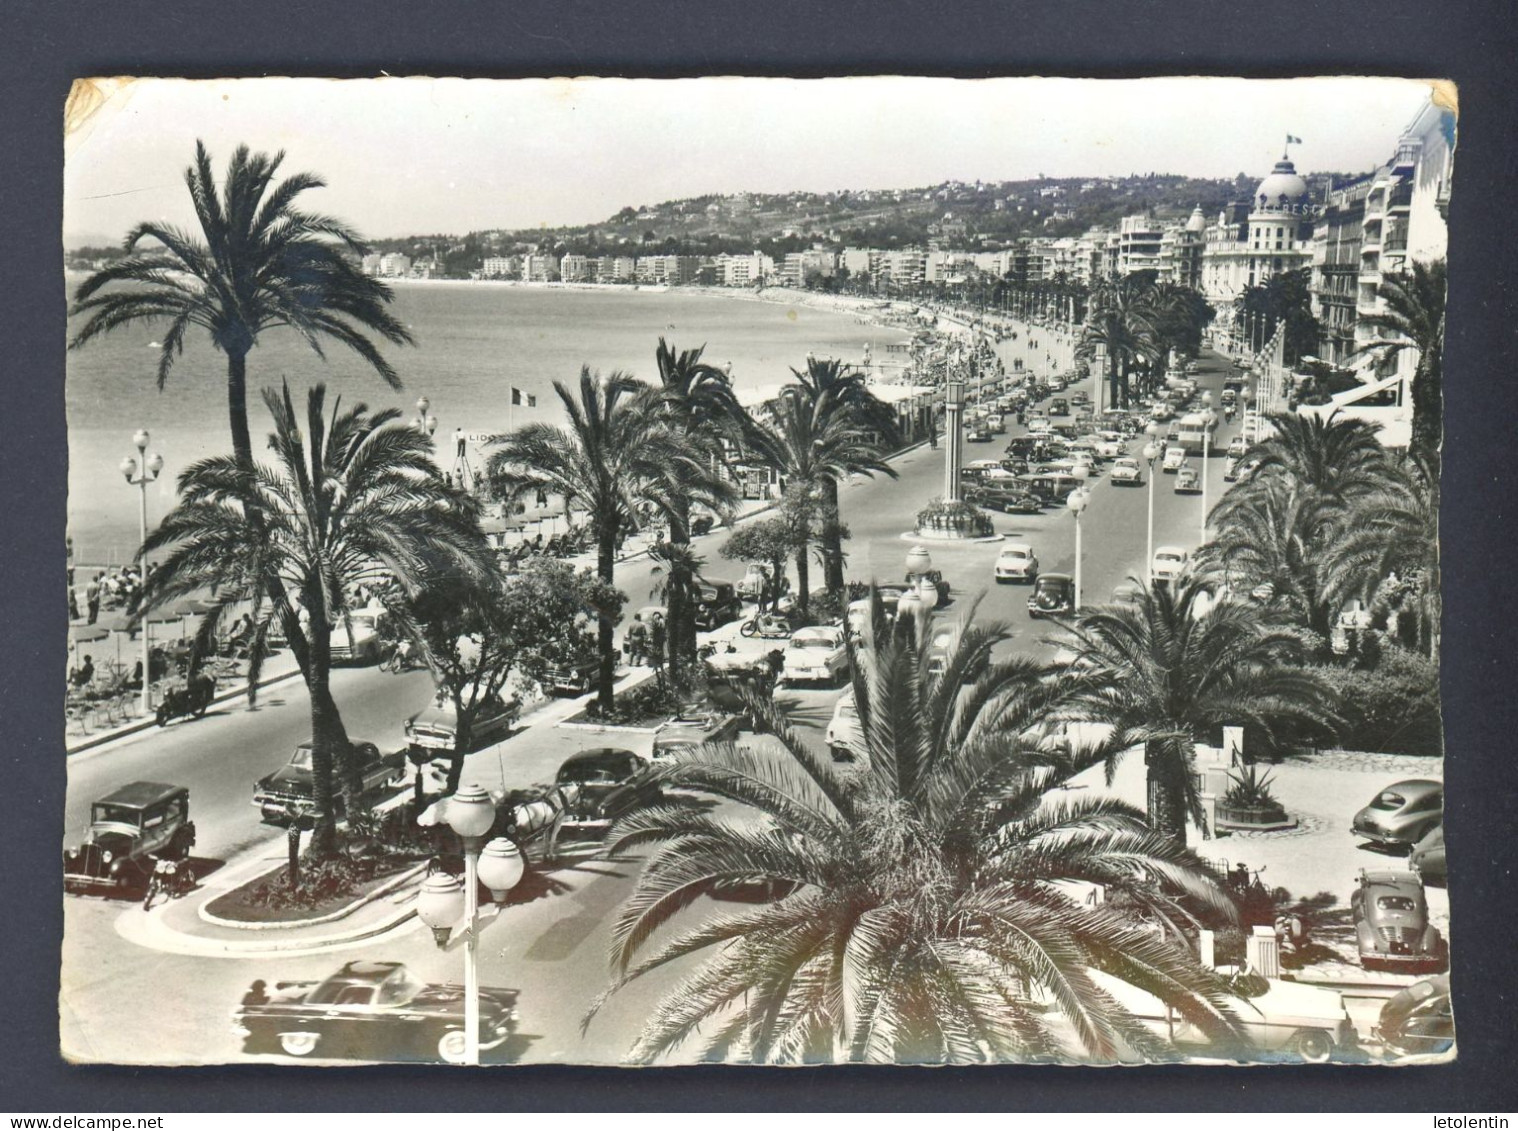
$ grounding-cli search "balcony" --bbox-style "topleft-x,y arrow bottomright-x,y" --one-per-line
1384,230 -> 1408,253
1388,184 -> 1413,212
1392,138 -> 1422,173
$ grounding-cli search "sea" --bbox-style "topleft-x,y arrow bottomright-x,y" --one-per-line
66,279 -> 909,565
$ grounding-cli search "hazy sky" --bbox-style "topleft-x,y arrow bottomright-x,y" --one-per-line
64,76 -> 1438,244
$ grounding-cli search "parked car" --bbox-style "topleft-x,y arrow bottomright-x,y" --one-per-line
1050,398 -> 1070,416
233,960 -> 520,1065
64,781 -> 196,895
1027,573 -> 1075,618
329,606 -> 390,666
405,691 -> 516,758
1227,435 -> 1250,459
966,486 -> 1044,514
651,705 -> 742,762
1174,466 -> 1202,494
543,655 -> 599,696
825,687 -> 865,762
1410,825 -> 1446,885
694,581 -> 743,630
1374,975 -> 1453,1059
1351,779 -> 1443,851
994,543 -> 1039,584
1351,869 -> 1446,973
1152,545 -> 1190,584
253,741 -> 400,826
554,748 -> 661,843
1223,456 -> 1242,482
986,412 -> 1006,434
781,625 -> 850,686
1161,444 -> 1188,472
1110,456 -> 1143,486
1094,965 -> 1358,1063
967,426 -> 993,443
736,562 -> 769,600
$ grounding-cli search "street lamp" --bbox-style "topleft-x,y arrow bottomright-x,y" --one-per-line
121,429 -> 165,715
413,784 -> 523,1065
1198,395 -> 1217,546
1143,424 -> 1162,587
1068,469 -> 1090,610
942,379 -> 967,502
414,395 -> 439,437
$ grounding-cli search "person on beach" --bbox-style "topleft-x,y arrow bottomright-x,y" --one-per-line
68,578 -> 81,622
71,654 -> 94,690
86,573 -> 102,624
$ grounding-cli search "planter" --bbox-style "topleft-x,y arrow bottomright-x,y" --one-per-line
1216,801 -> 1298,832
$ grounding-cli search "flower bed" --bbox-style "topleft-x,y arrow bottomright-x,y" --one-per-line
203,853 -> 423,924
563,679 -> 684,729
915,498 -> 994,539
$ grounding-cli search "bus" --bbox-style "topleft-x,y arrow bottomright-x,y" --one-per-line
1174,412 -> 1220,456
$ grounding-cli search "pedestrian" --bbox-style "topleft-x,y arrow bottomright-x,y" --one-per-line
241,980 -> 270,1008
71,654 -> 95,690
928,424 -> 938,450
86,572 -> 102,624
68,578 -> 81,622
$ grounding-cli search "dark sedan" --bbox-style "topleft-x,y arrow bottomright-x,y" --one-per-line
554,748 -> 662,843
965,487 -> 1044,514
1027,574 -> 1075,619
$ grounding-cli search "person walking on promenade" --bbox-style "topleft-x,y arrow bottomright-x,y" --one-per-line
86,572 -> 102,624
68,578 -> 81,622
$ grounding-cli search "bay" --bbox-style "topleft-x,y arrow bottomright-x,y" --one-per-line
66,280 -> 908,564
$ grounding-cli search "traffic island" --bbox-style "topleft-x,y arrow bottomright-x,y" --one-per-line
201,853 -> 429,930
912,498 -> 1000,541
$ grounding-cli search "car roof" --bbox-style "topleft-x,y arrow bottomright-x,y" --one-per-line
1000,543 -> 1035,554
1361,870 -> 1423,891
566,747 -> 638,764
1155,545 -> 1188,556
1037,572 -> 1073,584
1384,779 -> 1442,795
328,961 -> 406,985
791,625 -> 842,641
96,781 -> 186,809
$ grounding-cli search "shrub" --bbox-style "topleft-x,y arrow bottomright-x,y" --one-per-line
915,497 -> 994,538
1222,763 -> 1282,810
245,855 -> 392,912
583,678 -> 685,726
1312,644 -> 1442,756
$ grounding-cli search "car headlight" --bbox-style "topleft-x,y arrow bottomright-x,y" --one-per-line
101,850 -> 113,864
66,848 -> 79,859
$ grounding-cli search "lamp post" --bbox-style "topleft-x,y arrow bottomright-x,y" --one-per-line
1198,394 -> 1217,547
1068,470 -> 1090,610
413,785 -> 523,1065
414,395 -> 439,438
1143,424 -> 1162,587
943,379 -> 966,502
120,429 -> 164,715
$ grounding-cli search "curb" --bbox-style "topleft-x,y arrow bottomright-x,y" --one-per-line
198,859 -> 429,932
555,720 -> 663,735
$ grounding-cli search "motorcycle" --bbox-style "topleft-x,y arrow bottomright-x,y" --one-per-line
380,640 -> 425,673
155,672 -> 216,727
740,613 -> 793,640
142,856 -> 196,910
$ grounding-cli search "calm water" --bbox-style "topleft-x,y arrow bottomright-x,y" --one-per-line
67,280 -> 905,563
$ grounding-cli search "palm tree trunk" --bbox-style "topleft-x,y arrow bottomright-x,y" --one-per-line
597,526 -> 618,711
667,505 -> 693,685
227,349 -> 253,466
794,536 -> 811,618
1411,361 -> 1442,464
1108,351 -> 1121,413
308,670 -> 343,856
820,477 -> 845,593
1144,740 -> 1189,846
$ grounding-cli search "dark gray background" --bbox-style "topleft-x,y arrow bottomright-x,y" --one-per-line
2,0 -> 1514,1111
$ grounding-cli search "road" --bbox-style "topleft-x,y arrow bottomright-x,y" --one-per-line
62,342 -> 1293,1067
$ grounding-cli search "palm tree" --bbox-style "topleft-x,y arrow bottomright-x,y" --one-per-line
1352,259 -> 1447,465
651,339 -> 746,679
486,369 -> 726,710
1239,412 -> 1399,501
590,601 -> 1244,1064
1054,577 -> 1341,845
1076,277 -> 1158,409
69,142 -> 413,467
137,381 -> 492,851
752,388 -> 893,616
789,356 -> 900,593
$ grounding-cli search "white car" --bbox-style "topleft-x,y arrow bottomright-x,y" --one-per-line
1228,435 -> 1250,459
980,467 -> 1019,484
1150,403 -> 1174,423
825,688 -> 865,762
1092,966 -> 1358,1063
329,606 -> 389,665
1093,437 -> 1125,459
1027,416 -> 1052,433
926,625 -> 956,675
1110,456 -> 1142,486
781,625 -> 850,686
1174,466 -> 1202,494
1152,545 -> 1190,583
1162,445 -> 1189,473
995,543 -> 1039,584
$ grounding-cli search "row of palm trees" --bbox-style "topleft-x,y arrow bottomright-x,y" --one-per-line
1074,274 -> 1216,411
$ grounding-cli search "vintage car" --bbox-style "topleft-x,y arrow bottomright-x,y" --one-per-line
329,606 -> 390,666
554,747 -> 662,843
1351,779 -> 1443,851
64,781 -> 196,895
253,741 -> 401,826
543,655 -> 599,696
1152,545 -> 1190,584
1223,456 -> 1242,482
1374,975 -> 1453,1059
1049,397 -> 1070,417
825,687 -> 865,762
1092,965 -> 1358,1064
781,625 -> 850,686
1174,466 -> 1202,494
405,691 -> 516,758
1093,434 -> 1126,459
966,426 -> 993,443
1110,456 -> 1143,486
736,562 -> 770,600
1352,869 -> 1446,973
1027,573 -> 1075,619
1227,435 -> 1250,459
651,704 -> 742,761
966,486 -> 1044,514
994,543 -> 1039,584
985,412 -> 1007,434
694,581 -> 743,631
1410,825 -> 1446,885
1161,444 -> 1188,472
233,960 -> 520,1064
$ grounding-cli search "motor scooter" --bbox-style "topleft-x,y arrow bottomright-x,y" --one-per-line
739,613 -> 793,640
155,672 -> 216,726
142,856 -> 196,910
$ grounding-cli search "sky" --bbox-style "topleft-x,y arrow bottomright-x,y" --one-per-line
63,76 -> 1439,244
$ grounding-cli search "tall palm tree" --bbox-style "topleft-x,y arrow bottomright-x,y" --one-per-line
651,339 -> 746,678
138,381 -> 491,851
69,141 -> 413,467
752,388 -> 893,616
590,600 -> 1244,1064
1239,412 -> 1399,501
1352,259 -> 1447,465
1054,577 -> 1340,845
486,369 -> 725,710
1076,277 -> 1158,409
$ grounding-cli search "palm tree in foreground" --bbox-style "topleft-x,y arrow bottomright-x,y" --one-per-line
1352,258 -> 1446,466
1053,577 -> 1341,846
590,600 -> 1243,1064
138,381 -> 492,850
69,141 -> 413,466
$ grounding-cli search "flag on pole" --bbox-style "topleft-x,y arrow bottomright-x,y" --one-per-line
1286,134 -> 1303,145
511,387 -> 523,406
527,394 -> 537,407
